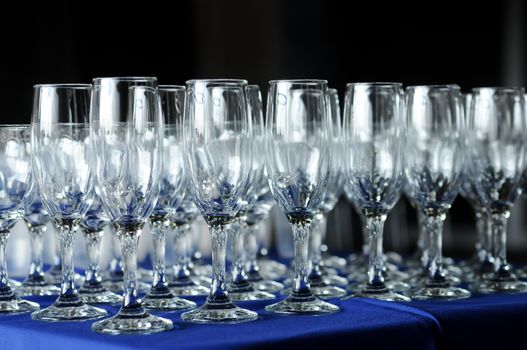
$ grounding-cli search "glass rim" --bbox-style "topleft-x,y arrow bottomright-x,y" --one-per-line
33,83 -> 92,89
0,124 -> 31,129
328,88 -> 338,94
269,79 -> 328,85
92,77 -> 158,83
406,84 -> 461,92
472,86 -> 524,93
158,85 -> 185,91
346,82 -> 402,88
248,84 -> 260,89
186,79 -> 248,85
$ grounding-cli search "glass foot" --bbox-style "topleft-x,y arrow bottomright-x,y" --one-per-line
250,279 -> 284,293
31,296 -> 107,321
259,260 -> 288,280
412,285 -> 471,300
265,292 -> 340,315
79,289 -> 123,305
191,264 -> 212,277
168,282 -> 209,296
17,283 -> 61,296
344,284 -> 411,302
323,274 -> 348,287
322,255 -> 347,269
473,278 -> 527,294
282,285 -> 347,299
102,280 -> 150,294
0,297 -> 39,314
46,271 -> 84,287
181,298 -> 258,324
92,310 -> 173,335
229,289 -> 275,301
8,279 -> 22,288
143,290 -> 196,311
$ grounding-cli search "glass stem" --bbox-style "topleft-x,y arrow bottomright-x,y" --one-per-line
27,225 -> 45,281
491,210 -> 511,278
150,217 -> 168,290
424,212 -> 447,286
116,223 -> 144,313
365,214 -> 386,288
308,214 -> 324,282
291,220 -> 312,296
474,208 -> 484,259
245,224 -> 261,279
417,210 -> 429,269
359,213 -> 369,258
173,224 -> 191,280
0,231 -> 10,289
55,218 -> 80,299
208,220 -> 230,303
82,229 -> 103,286
231,221 -> 248,285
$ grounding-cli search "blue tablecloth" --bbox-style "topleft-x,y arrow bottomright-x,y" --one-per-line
1,288 -> 526,349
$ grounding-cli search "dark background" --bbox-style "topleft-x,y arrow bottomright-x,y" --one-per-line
2,0 -> 526,257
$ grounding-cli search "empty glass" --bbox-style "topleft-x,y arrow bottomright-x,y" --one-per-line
405,85 -> 470,300
468,87 -> 527,293
242,85 -> 283,294
90,78 -> 173,334
181,79 -> 258,323
227,85 -> 275,302
142,85 -> 196,311
0,125 -> 40,314
342,82 -> 409,302
31,84 -> 107,321
264,79 -> 340,315
305,88 -> 347,298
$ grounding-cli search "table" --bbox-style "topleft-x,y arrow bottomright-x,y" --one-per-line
1,288 -> 526,349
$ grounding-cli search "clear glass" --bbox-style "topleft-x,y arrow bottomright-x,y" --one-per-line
0,125 -> 40,314
168,199 -> 209,296
181,79 -> 258,323
227,85 -> 275,301
90,77 -> 173,334
78,198 -> 122,304
468,87 -> 527,293
18,196 -> 61,296
404,85 -> 470,300
31,84 -> 107,321
142,85 -> 196,311
305,88 -> 347,299
342,82 -> 410,302
264,79 -> 340,314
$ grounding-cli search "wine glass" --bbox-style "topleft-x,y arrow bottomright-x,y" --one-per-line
78,197 -> 122,304
404,85 -> 470,300
305,87 -> 347,298
264,79 -> 340,315
142,85 -> 196,311
342,82 -> 410,302
18,194 -> 61,296
180,79 -> 258,323
31,84 -> 107,321
242,85 -> 284,294
468,87 -> 527,293
0,125 -> 40,314
227,84 -> 275,301
90,78 -> 173,334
